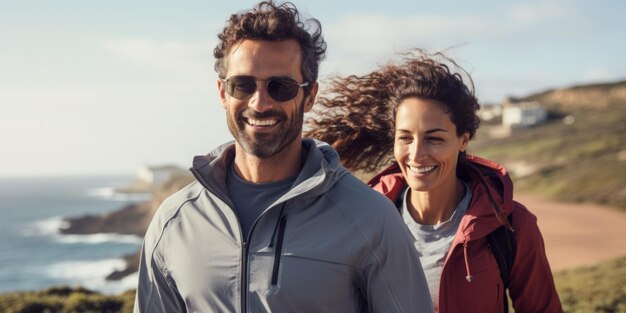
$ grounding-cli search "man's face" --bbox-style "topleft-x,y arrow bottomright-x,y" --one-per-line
218,39 -> 316,159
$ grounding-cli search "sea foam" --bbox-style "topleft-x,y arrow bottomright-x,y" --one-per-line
23,217 -> 142,244
46,259 -> 138,294
56,233 -> 142,244
86,187 -> 151,202
22,216 -> 68,237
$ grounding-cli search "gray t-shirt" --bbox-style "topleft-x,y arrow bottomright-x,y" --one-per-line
400,182 -> 472,310
227,162 -> 296,241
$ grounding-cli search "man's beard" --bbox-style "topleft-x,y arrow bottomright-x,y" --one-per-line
227,99 -> 305,159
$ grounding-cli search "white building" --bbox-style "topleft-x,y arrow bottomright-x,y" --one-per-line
502,101 -> 547,128
136,164 -> 186,186
478,104 -> 503,122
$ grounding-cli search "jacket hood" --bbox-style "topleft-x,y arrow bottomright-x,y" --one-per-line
368,154 -> 514,241
190,138 -> 349,205
456,155 -> 514,241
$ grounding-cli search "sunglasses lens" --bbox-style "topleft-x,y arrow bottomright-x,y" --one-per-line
267,77 -> 299,102
227,76 -> 256,100
225,76 -> 304,101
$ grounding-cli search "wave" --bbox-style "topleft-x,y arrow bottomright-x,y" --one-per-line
22,216 -> 68,237
56,233 -> 142,244
46,259 -> 138,294
86,187 -> 151,202
23,217 -> 142,244
86,187 -> 117,198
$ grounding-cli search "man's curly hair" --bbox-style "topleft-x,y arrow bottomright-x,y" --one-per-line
213,1 -> 326,87
306,49 -> 481,173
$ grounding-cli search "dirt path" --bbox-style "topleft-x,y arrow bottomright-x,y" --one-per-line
516,193 -> 626,271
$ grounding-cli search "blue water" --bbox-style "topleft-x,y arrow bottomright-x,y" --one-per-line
0,175 -> 149,294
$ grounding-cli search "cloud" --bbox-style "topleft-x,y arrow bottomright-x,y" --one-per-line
325,13 -> 487,56
102,38 -> 215,78
318,0 -> 588,93
324,1 -> 582,58
506,1 -> 575,24
582,66 -> 615,81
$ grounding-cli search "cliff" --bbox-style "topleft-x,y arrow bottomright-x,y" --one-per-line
61,172 -> 195,281
61,202 -> 152,237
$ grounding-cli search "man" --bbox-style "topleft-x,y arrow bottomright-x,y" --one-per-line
134,1 -> 432,312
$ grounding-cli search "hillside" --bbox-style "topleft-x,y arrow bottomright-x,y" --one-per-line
472,81 -> 626,210
510,80 -> 626,110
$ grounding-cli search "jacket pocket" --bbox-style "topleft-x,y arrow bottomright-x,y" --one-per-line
246,254 -> 356,310
445,254 -> 502,313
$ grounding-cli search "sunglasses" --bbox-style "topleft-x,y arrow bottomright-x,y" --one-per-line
222,75 -> 310,102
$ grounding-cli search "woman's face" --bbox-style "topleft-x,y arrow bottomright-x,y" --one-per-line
393,97 -> 469,192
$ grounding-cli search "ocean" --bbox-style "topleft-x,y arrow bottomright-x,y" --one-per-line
0,175 -> 149,295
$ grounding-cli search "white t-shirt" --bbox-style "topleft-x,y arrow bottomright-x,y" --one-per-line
400,182 -> 472,310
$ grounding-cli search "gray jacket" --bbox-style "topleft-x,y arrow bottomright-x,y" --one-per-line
134,139 -> 433,313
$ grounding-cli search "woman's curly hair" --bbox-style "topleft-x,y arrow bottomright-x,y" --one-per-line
213,1 -> 326,86
306,49 -> 480,172
306,50 -> 515,230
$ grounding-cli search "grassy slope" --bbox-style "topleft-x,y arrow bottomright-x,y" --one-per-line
471,103 -> 626,210
553,257 -> 626,313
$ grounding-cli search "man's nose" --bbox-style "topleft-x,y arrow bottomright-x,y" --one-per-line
248,81 -> 274,112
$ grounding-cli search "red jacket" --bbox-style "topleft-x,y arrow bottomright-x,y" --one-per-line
368,155 -> 562,313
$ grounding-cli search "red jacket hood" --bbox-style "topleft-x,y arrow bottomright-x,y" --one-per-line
369,156 -> 563,312
368,155 -> 514,242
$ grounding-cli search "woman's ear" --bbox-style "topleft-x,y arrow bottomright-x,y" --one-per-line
459,132 -> 470,152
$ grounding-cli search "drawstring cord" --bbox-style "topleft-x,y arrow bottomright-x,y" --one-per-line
268,204 -> 287,248
268,203 -> 287,285
463,241 -> 473,282
271,214 -> 288,285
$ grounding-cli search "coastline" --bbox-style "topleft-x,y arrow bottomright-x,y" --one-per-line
59,185 -> 626,283
58,173 -> 195,282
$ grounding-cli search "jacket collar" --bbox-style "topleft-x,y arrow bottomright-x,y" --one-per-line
190,138 -> 348,204
368,155 -> 515,240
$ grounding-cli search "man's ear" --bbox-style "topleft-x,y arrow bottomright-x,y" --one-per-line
218,79 -> 227,109
303,81 -> 318,112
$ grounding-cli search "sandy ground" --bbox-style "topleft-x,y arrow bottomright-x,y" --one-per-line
516,193 -> 626,271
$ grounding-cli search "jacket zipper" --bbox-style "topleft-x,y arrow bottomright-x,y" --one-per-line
241,203 -> 288,311
241,241 -> 249,313
191,168 -> 250,312
191,167 -> 291,312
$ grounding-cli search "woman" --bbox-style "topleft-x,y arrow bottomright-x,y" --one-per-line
306,50 -> 562,313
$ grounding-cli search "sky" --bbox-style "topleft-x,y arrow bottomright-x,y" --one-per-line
1,0 -> 625,177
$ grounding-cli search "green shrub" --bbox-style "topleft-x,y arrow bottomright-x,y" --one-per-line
0,286 -> 134,313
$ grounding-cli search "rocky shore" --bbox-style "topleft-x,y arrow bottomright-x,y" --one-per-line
60,173 -> 195,281
60,202 -> 152,237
